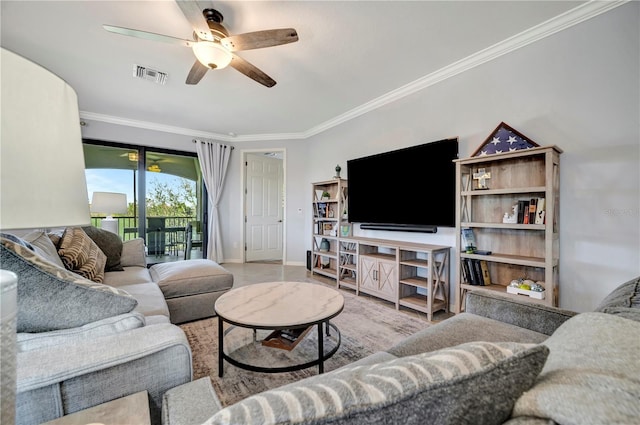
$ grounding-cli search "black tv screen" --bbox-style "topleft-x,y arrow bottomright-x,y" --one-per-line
347,138 -> 458,231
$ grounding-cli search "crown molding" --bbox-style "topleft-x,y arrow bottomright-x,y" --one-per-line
80,0 -> 627,143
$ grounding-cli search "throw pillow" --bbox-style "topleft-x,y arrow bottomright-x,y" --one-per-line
17,312 -> 145,352
205,341 -> 549,425
82,226 -> 124,272
120,238 -> 147,268
57,227 -> 107,282
511,312 -> 640,425
595,275 -> 640,309
0,237 -> 137,333
22,230 -> 66,268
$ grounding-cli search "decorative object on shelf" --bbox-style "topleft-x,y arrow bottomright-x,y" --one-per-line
340,224 -> 351,237
321,191 -> 330,201
472,122 -> 539,157
507,279 -> 546,299
315,189 -> 324,201
334,164 -> 341,178
502,204 -> 519,223
472,167 -> 491,189
328,206 -> 335,218
531,282 -> 545,292
320,238 -> 330,251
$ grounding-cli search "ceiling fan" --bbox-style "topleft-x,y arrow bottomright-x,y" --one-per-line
103,0 -> 298,87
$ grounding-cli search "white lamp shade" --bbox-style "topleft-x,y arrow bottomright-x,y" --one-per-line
90,192 -> 128,216
0,48 -> 91,230
192,41 -> 232,69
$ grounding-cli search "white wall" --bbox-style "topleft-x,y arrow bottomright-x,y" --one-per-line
82,3 -> 639,312
303,3 -> 639,312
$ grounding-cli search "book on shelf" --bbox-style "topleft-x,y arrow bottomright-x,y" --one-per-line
461,228 -> 477,253
479,260 -> 491,286
463,258 -> 481,286
535,198 -> 546,224
514,197 -> 546,224
517,200 -> 528,224
460,258 -> 472,284
528,198 -> 537,224
472,259 -> 484,286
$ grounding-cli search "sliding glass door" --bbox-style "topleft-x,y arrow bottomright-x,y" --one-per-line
83,141 -> 205,261
145,150 -> 203,259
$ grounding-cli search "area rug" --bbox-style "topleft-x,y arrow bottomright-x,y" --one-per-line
180,280 -> 433,407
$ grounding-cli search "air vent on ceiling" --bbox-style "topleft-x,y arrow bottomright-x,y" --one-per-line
133,65 -> 168,85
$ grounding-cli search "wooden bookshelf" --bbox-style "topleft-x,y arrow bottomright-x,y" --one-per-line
454,146 -> 562,312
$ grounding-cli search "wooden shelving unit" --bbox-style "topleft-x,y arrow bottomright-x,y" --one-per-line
357,238 -> 450,321
454,146 -> 562,312
338,238 -> 359,291
311,179 -> 349,281
398,246 -> 450,321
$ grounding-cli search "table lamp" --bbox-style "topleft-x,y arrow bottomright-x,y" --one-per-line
90,192 -> 127,234
1,47 -> 92,423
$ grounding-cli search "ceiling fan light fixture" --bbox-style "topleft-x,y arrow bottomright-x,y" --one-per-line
192,41 -> 232,70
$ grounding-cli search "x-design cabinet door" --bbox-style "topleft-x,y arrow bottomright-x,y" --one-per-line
376,259 -> 398,299
359,255 -> 378,293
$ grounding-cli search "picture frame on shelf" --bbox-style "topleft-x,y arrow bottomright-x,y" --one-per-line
340,223 -> 351,237
323,223 -> 335,236
461,228 -> 477,253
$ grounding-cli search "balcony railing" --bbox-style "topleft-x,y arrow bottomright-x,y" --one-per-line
90,216 -> 201,260
90,216 -> 196,239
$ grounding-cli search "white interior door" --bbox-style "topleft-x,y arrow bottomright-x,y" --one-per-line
245,153 -> 283,262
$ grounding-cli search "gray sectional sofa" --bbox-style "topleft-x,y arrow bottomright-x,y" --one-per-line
0,229 -> 233,425
163,277 -> 640,425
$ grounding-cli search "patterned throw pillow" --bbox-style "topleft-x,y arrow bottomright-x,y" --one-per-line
205,341 -> 549,425
57,227 -> 107,282
82,226 -> 124,272
0,237 -> 137,332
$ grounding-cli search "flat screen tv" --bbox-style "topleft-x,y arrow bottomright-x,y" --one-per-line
347,138 -> 458,232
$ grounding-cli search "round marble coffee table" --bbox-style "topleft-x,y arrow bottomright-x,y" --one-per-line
214,281 -> 344,377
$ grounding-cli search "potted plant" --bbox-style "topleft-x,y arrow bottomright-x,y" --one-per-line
321,191 -> 330,201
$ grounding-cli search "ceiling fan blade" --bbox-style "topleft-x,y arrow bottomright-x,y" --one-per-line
175,0 -> 214,41
103,25 -> 193,47
221,28 -> 298,52
186,60 -> 209,85
229,54 -> 276,88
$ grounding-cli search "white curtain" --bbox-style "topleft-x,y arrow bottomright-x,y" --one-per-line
194,140 -> 232,262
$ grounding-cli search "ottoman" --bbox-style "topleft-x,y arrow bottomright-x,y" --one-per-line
149,259 -> 234,324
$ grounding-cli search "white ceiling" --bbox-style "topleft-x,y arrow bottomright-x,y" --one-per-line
3,0 -> 620,143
